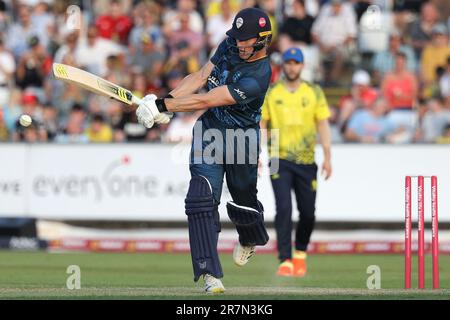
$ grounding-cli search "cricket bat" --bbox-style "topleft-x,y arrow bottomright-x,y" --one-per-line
52,63 -> 143,106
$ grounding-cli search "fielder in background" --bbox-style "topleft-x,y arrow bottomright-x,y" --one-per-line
261,48 -> 332,277
135,8 -> 273,293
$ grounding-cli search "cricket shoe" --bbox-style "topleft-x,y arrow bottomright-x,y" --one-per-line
292,251 -> 307,277
233,243 -> 255,266
276,259 -> 293,277
203,274 -> 225,294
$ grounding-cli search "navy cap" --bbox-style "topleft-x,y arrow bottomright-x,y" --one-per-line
226,8 -> 272,41
282,47 -> 304,63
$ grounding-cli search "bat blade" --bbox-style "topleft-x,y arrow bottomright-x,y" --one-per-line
52,63 -> 141,105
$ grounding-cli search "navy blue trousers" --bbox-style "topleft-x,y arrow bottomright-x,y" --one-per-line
270,159 -> 317,262
190,112 -> 260,209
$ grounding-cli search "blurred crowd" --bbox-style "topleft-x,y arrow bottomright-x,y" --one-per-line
0,0 -> 449,144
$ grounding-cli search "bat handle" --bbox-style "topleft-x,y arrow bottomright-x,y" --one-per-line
131,96 -> 143,106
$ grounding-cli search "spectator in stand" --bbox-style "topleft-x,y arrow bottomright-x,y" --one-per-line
338,69 -> 378,132
15,35 -> 52,92
163,0 -> 204,35
206,0 -> 234,52
165,13 -> 204,75
2,89 -> 23,132
13,120 -> 47,143
439,56 -> 450,101
0,35 -> 15,106
0,1 -> 8,34
93,0 -> 133,16
381,51 -> 418,142
435,123 -> 450,144
279,0 -> 315,51
164,69 -> 184,94
421,24 -> 450,86
0,108 -> 8,141
105,54 -> 129,84
206,0 -> 240,17
409,2 -> 440,59
75,24 -> 124,76
420,98 -> 450,143
129,3 -> 164,72
259,0 -> 279,41
85,113 -> 113,143
311,0 -> 358,85
129,72 -> 147,100
105,100 -> 124,140
426,65 -> 446,99
12,92 -> 47,142
95,0 -> 133,46
31,0 -> 55,51
54,31 -> 79,64
54,103 -> 89,143
371,30 -> 417,84
391,0 -> 422,36
129,28 -> 165,78
353,0 -> 371,21
6,5 -> 38,58
344,97 -> 403,143
19,92 -> 44,125
328,104 -> 343,143
41,103 -> 58,142
269,51 -> 282,83
164,112 -> 199,143
278,0 -> 318,82
113,107 -> 149,142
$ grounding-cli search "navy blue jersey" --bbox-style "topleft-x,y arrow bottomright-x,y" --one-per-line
205,39 -> 272,128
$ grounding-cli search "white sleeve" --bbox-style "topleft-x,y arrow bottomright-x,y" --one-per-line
206,17 -> 216,35
311,14 -> 324,36
190,12 -> 204,33
344,3 -> 358,38
1,53 -> 16,74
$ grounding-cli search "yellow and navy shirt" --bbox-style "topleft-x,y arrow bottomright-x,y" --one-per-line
262,81 -> 330,164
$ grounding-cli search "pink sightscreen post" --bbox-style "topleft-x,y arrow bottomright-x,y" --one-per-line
404,176 -> 412,289
431,176 -> 439,289
417,176 -> 425,289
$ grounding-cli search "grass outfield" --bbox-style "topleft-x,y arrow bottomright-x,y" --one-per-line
0,251 -> 449,299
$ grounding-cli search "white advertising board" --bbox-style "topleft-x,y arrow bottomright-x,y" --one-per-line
0,144 -> 449,222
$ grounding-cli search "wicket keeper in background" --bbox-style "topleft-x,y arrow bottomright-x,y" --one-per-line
261,47 -> 332,277
135,8 -> 272,293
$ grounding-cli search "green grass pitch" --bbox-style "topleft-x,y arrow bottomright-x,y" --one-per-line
0,251 -> 449,299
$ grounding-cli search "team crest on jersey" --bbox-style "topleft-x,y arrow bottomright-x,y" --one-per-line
302,97 -> 309,107
236,17 -> 243,29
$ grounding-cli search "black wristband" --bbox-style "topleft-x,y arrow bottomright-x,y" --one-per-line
155,98 -> 168,113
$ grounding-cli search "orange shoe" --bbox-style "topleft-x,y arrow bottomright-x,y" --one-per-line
276,259 -> 293,277
292,251 -> 307,277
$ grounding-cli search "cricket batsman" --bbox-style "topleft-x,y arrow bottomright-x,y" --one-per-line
135,8 -> 273,293
261,47 -> 332,277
